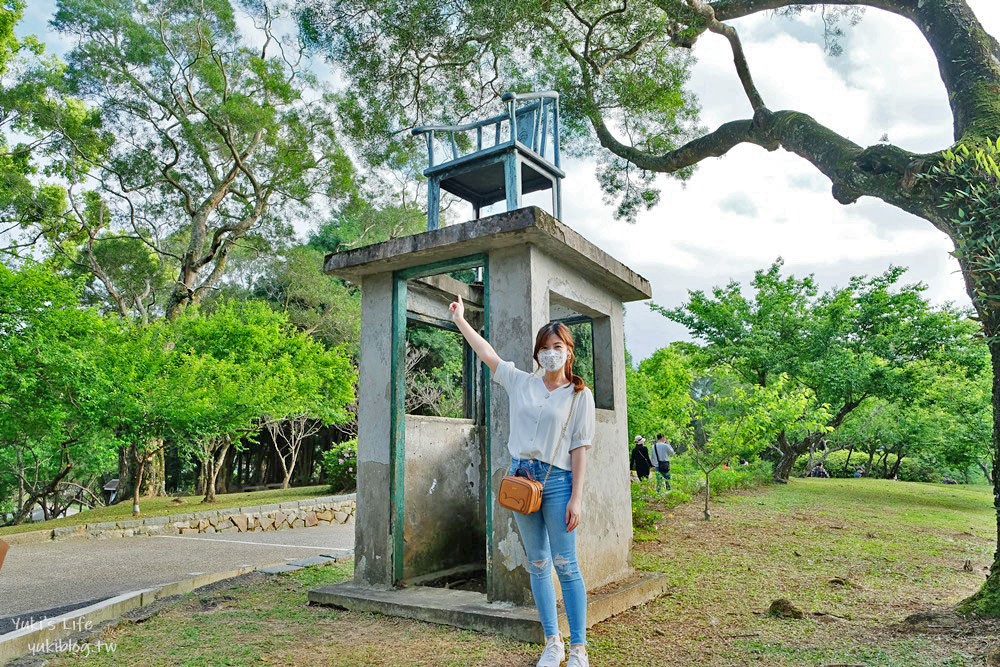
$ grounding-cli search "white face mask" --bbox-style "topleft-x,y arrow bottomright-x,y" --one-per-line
537,348 -> 567,373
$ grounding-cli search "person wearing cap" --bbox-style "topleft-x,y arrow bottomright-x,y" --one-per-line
630,435 -> 653,481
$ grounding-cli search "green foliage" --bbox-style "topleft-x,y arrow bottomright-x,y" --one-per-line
654,260 -> 987,480
322,439 -> 358,492
254,246 -> 362,355
0,263 -> 357,519
630,480 -> 663,531
297,0 -> 702,219
9,0 -> 356,317
0,262 -> 118,522
627,344 -> 694,442
406,322 -> 465,418
793,449 -> 948,483
666,455 -> 774,496
631,455 -> 770,532
307,199 -> 426,254
922,138 -> 1000,339
689,371 -> 830,475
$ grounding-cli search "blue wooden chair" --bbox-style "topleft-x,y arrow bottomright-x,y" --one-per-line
412,91 -> 564,230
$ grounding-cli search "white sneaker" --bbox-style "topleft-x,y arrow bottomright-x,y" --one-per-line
567,645 -> 589,667
536,635 -> 565,667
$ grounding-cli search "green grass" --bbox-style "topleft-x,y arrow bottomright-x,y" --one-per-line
41,478 -> 998,666
0,485 -> 332,537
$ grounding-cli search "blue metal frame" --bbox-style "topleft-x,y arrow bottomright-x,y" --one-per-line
412,91 -> 563,230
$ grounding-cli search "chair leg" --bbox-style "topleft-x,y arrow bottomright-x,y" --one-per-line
553,177 -> 562,220
427,177 -> 441,230
504,153 -> 522,212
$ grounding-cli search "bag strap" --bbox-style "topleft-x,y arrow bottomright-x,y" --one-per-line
541,389 -> 581,487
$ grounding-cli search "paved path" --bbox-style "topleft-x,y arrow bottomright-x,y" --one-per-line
0,523 -> 354,633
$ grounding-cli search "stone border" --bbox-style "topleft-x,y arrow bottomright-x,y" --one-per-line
1,494 -> 356,545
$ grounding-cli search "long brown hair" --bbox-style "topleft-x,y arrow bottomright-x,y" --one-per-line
532,321 -> 586,393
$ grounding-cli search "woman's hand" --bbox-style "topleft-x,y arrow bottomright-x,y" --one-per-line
449,294 -> 465,322
565,494 -> 583,532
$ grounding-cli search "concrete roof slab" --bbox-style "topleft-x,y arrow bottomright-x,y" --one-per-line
323,207 -> 652,302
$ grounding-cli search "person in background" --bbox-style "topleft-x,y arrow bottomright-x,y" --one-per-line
650,434 -> 675,492
630,435 -> 653,482
808,462 -> 831,478
854,467 -> 865,478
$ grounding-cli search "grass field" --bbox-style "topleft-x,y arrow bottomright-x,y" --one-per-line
38,478 -> 999,666
0,485 -> 332,537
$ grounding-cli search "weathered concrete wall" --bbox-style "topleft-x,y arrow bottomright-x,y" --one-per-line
355,273 -> 394,588
486,244 -> 536,605
346,208 -> 642,605
402,416 -> 484,580
486,243 -> 633,605
533,248 -> 633,592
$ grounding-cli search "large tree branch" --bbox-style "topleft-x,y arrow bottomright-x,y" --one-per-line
705,0 -> 1000,139
708,0 -> 911,21
590,102 -> 941,226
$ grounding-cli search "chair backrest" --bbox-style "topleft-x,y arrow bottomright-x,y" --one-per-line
515,102 -> 539,149
411,91 -> 560,171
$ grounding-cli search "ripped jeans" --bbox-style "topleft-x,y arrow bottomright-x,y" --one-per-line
508,457 -> 588,645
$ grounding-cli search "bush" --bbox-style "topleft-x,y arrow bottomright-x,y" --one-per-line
669,455 -> 773,497
631,480 -> 662,531
630,455 -> 767,532
322,439 -> 358,492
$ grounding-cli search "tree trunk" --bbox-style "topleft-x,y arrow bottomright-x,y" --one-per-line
195,456 -> 207,497
703,471 -> 711,521
203,437 -> 232,504
979,460 -> 994,485
958,340 -> 1000,615
889,454 -> 904,479
15,448 -> 24,517
218,446 -> 234,495
118,442 -> 168,501
773,431 -> 804,483
131,447 -> 155,516
844,444 -> 855,474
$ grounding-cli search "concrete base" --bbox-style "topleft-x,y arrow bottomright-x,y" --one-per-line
308,571 -> 668,643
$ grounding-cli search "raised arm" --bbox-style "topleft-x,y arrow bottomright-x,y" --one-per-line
449,295 -> 502,373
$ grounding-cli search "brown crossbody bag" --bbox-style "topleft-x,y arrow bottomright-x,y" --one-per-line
498,390 -> 580,514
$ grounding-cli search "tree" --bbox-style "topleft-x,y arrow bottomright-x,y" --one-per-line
627,344 -> 695,442
659,260 -> 978,482
0,263 -> 117,524
689,371 -> 827,519
253,245 -> 362,354
298,0 -> 1000,610
171,300 -> 356,501
262,332 -> 355,488
16,0 -> 355,320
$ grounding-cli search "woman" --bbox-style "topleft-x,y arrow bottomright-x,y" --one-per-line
630,435 -> 652,481
450,294 -> 595,667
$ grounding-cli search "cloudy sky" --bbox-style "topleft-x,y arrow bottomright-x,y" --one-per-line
19,1 -> 1000,361
555,0 -> 1000,360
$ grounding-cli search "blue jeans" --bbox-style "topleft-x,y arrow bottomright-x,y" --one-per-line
507,457 -> 588,645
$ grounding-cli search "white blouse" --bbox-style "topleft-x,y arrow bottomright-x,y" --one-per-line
493,360 -> 596,471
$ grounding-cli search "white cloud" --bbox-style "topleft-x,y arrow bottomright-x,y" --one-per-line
559,2 -> 998,361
